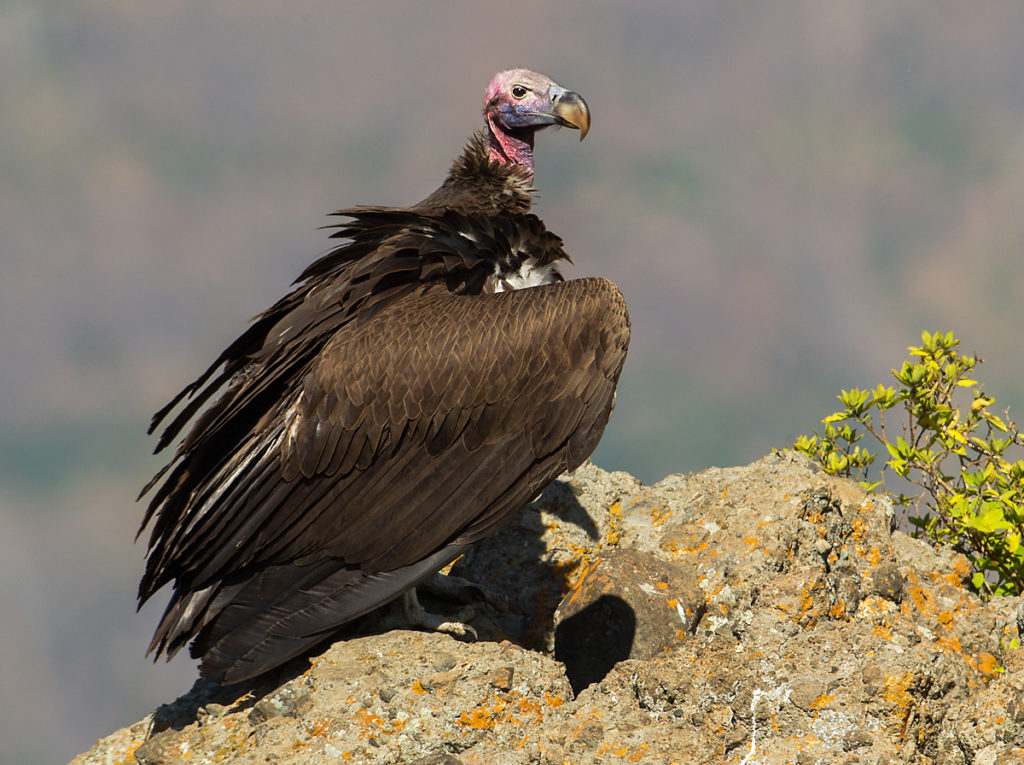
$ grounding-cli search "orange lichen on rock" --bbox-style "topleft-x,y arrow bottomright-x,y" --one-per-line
516,696 -> 546,726
850,516 -> 867,541
672,537 -> 709,556
606,502 -> 624,546
859,594 -> 898,620
305,718 -> 331,739
352,708 -> 404,740
456,690 -> 557,734
883,672 -> 916,725
649,506 -> 672,527
903,573 -> 937,617
114,740 -> 145,765
459,707 -> 498,731
596,741 -> 649,761
866,546 -> 882,566
872,623 -> 893,642
795,581 -> 821,626
946,555 -> 973,588
563,556 -> 604,606
811,694 -> 836,711
628,743 -> 650,761
970,652 -> 1002,677
828,599 -> 849,620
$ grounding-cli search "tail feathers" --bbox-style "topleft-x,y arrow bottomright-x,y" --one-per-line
148,580 -> 247,659
191,544 -> 467,684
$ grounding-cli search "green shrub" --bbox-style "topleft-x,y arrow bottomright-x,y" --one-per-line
792,330 -> 1024,598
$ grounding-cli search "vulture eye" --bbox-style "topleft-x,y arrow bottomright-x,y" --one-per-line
511,85 -> 528,99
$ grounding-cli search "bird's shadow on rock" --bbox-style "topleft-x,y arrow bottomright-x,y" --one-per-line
533,477 -> 602,542
554,594 -> 636,695
448,476 -> 604,652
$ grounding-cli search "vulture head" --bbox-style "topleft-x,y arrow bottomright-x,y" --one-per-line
484,68 -> 591,172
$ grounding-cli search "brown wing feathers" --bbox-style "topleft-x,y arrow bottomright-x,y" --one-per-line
172,280 -> 623,580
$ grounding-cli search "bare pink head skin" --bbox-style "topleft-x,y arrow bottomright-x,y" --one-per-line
483,69 -> 591,174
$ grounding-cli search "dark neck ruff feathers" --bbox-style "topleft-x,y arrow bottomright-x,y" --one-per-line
418,132 -> 535,215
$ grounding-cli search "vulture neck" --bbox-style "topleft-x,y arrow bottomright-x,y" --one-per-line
486,115 -> 536,175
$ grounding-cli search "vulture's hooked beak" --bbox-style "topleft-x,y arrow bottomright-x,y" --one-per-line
549,89 -> 590,140
522,87 -> 590,141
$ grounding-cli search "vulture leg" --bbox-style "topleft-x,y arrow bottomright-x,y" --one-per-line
400,586 -> 478,640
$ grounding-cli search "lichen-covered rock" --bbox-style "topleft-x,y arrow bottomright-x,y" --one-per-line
83,632 -> 573,765
71,453 -> 1024,764
552,548 -> 706,693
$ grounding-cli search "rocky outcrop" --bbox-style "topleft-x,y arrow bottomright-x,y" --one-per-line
72,453 -> 1024,764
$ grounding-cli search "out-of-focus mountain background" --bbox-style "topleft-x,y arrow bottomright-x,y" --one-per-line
4,3 -> 1024,762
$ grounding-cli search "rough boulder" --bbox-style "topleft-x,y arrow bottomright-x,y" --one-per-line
72,453 -> 1024,764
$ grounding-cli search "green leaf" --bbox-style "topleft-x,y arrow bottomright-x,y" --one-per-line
826,452 -> 849,475
947,428 -> 967,445
984,412 -> 1009,432
963,471 -> 986,490
970,502 -> 1013,533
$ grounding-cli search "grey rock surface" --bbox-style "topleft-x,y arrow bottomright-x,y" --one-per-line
72,453 -> 1024,764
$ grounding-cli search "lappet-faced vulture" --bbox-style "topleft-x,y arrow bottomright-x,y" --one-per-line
138,69 -> 630,683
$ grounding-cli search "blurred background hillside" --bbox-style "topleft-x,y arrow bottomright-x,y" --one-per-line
4,2 -> 1024,762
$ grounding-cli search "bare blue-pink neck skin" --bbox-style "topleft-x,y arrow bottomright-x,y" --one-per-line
486,113 -> 536,173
